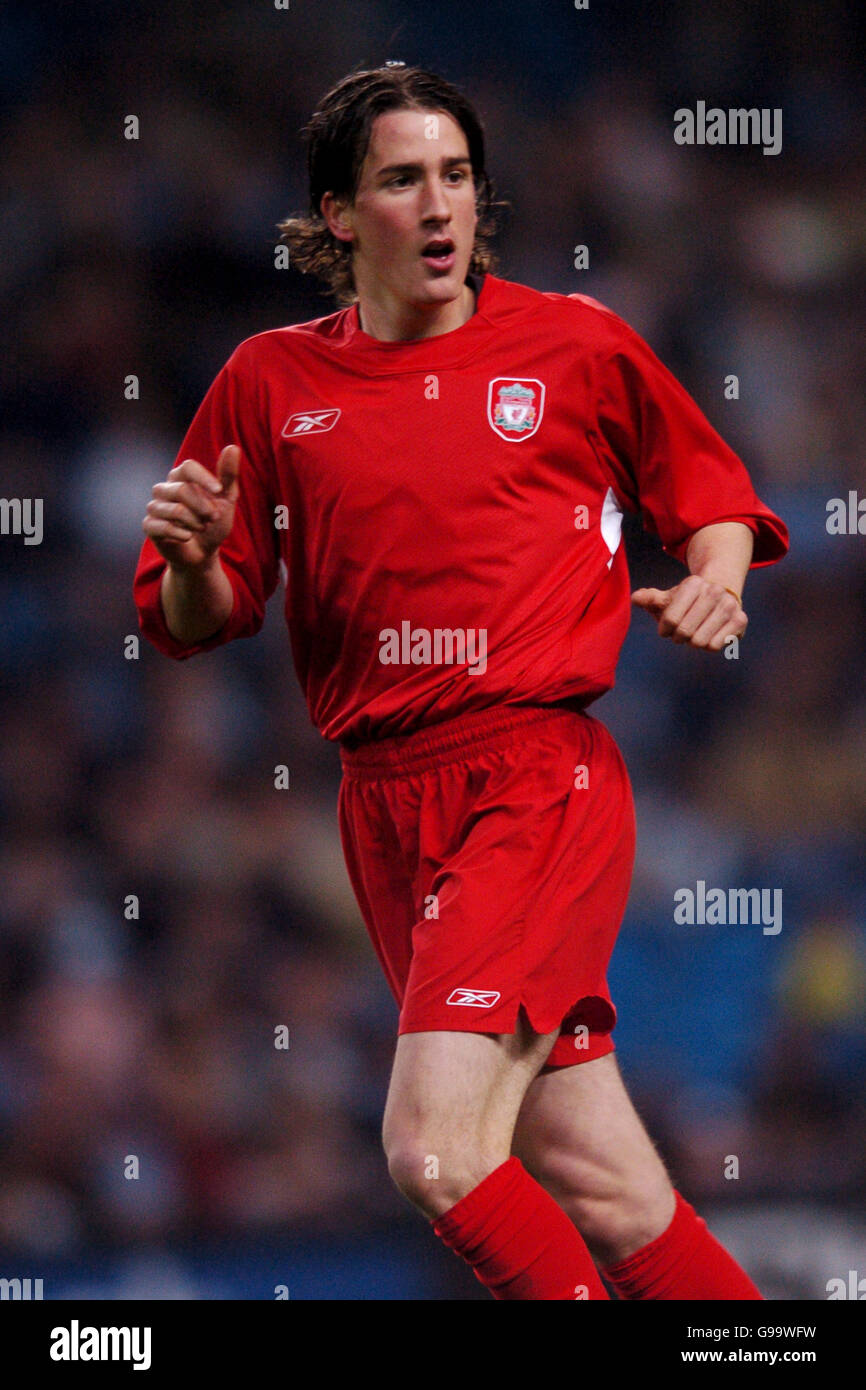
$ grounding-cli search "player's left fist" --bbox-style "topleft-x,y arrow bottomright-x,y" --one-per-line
631,575 -> 747,651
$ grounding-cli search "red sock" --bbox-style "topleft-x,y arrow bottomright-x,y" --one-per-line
602,1190 -> 763,1300
432,1156 -> 609,1300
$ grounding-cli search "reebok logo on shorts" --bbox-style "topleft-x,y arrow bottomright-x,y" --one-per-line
446,988 -> 501,1008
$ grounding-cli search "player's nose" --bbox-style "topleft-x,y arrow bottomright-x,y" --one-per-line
419,174 -> 452,222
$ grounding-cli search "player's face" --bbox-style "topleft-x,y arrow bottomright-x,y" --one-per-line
340,108 -> 478,313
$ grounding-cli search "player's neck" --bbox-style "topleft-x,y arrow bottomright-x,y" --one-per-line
354,281 -> 476,343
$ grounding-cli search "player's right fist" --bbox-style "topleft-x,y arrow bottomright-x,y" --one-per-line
142,444 -> 241,570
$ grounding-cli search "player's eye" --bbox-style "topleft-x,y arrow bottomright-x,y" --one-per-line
388,174 -> 413,187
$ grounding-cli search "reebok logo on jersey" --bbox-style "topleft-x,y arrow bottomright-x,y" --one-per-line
446,988 -> 501,1008
282,408 -> 341,436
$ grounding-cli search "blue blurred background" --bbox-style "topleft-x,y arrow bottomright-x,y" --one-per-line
1,0 -> 865,1299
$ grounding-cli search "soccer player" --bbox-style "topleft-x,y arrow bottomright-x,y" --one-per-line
134,64 -> 789,1300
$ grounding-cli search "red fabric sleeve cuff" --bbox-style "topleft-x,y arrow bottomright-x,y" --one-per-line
134,559 -> 250,659
663,513 -> 789,569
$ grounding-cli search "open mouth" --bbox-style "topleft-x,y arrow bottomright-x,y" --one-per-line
421,238 -> 456,268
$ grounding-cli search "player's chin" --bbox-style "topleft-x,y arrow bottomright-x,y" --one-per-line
415,262 -> 466,298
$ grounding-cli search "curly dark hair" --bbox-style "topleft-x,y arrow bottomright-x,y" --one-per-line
277,64 -> 504,305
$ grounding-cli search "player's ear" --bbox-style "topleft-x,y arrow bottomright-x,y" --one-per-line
320,192 -> 355,244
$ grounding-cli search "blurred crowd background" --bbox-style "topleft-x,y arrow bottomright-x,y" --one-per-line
2,0 -> 865,1298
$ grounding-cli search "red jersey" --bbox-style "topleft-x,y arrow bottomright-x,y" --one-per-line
133,272 -> 788,744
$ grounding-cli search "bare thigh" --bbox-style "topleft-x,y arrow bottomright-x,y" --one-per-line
383,1010 -> 560,1217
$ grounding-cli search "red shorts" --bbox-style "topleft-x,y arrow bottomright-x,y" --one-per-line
337,703 -> 635,1069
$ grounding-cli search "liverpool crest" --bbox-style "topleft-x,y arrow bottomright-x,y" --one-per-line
487,378 -> 545,441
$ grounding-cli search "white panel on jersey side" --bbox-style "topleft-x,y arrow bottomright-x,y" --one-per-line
600,486 -> 624,570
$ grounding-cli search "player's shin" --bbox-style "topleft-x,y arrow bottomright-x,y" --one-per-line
601,1190 -> 763,1300
432,1155 -> 611,1300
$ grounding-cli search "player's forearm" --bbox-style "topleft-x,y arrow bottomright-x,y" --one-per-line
685,521 -> 754,599
160,555 -> 234,643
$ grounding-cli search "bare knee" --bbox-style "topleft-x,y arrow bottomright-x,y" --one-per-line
381,1027 -> 551,1219
512,1055 -> 678,1265
384,1130 -> 506,1218
532,1147 -> 676,1267
572,1184 -> 675,1267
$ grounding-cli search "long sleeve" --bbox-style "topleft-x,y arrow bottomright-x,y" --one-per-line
133,345 -> 281,658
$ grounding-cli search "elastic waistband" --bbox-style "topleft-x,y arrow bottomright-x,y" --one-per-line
339,700 -> 589,778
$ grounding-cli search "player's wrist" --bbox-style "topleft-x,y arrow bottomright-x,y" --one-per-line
160,553 -> 232,643
696,575 -> 744,606
165,547 -> 224,578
